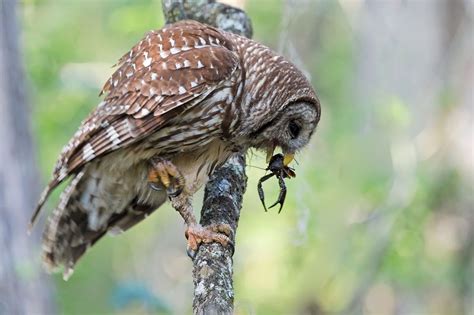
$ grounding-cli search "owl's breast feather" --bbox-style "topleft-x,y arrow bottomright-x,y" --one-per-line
171,138 -> 233,195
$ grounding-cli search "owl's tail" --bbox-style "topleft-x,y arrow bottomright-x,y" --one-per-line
42,168 -> 162,280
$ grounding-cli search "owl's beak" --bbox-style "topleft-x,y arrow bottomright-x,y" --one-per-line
266,146 -> 294,166
283,153 -> 294,166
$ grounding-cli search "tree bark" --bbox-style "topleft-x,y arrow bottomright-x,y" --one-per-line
192,154 -> 247,315
0,0 -> 54,314
161,0 -> 252,38
161,1 -> 252,313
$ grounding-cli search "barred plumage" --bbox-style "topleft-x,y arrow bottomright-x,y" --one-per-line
31,20 -> 320,278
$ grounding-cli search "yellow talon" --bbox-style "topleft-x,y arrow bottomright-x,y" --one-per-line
148,162 -> 171,188
147,172 -> 158,182
158,171 -> 170,188
148,157 -> 185,197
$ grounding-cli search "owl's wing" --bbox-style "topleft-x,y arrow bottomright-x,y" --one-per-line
42,169 -> 164,273
30,20 -> 240,227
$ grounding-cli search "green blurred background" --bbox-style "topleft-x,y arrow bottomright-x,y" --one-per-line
19,0 -> 473,314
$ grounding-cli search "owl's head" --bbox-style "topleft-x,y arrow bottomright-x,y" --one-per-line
237,42 -> 321,166
246,100 -> 320,165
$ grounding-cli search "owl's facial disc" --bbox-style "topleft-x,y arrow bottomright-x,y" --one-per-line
252,101 -> 320,165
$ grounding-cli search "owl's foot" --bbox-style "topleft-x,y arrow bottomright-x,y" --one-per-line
148,157 -> 185,197
185,223 -> 234,259
169,193 -> 234,259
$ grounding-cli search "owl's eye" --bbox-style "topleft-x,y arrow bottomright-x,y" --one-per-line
288,121 -> 301,139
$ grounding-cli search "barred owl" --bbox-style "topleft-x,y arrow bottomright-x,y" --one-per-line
30,20 -> 320,279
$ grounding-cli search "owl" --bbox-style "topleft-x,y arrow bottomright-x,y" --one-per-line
30,20 -> 321,279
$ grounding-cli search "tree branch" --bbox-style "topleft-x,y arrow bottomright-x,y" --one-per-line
161,0 -> 252,38
192,154 -> 247,314
161,1 -> 252,313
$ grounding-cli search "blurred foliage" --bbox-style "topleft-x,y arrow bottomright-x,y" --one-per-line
20,0 -> 472,314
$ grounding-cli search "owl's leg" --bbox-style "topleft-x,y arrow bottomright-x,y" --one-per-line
148,158 -> 232,256
170,194 -> 233,257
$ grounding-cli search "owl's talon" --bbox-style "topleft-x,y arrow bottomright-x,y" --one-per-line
148,157 -> 185,197
149,182 -> 163,191
166,186 -> 183,198
185,223 -> 234,259
186,247 -> 197,260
